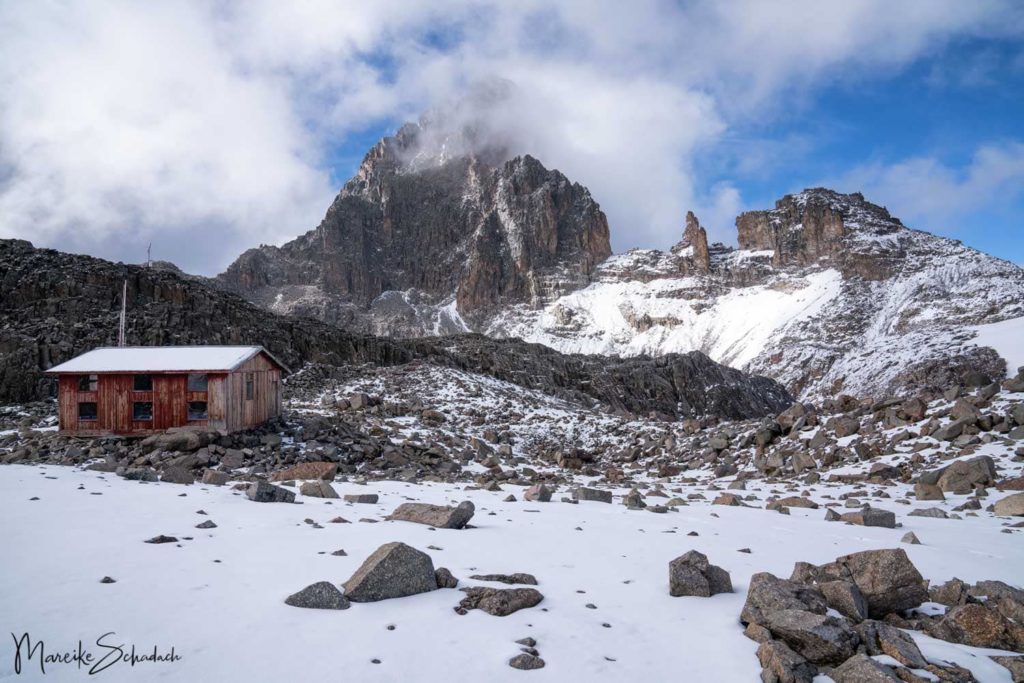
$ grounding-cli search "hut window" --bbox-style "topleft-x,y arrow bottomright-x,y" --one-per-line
78,402 -> 98,420
133,374 -> 153,391
245,373 -> 254,401
133,401 -> 153,420
78,375 -> 98,391
187,373 -> 208,392
188,401 -> 208,420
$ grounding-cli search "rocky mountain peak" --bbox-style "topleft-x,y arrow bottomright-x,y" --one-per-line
671,211 -> 711,274
736,187 -> 906,279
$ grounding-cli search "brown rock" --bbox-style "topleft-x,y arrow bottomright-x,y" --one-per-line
270,462 -> 337,482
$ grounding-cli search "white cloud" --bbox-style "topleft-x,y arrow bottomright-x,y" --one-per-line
823,142 -> 1024,232
1,0 -> 1022,273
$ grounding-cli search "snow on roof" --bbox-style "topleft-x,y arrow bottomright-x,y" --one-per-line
46,346 -> 286,374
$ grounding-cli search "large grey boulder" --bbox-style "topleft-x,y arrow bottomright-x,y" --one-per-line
388,501 -> 475,529
813,549 -> 928,618
343,542 -> 437,603
937,456 -> 997,493
247,481 -> 296,503
762,609 -> 859,665
668,550 -> 732,597
285,581 -> 350,610
741,573 -> 827,626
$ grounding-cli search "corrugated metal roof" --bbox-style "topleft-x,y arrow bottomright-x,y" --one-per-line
46,346 -> 287,374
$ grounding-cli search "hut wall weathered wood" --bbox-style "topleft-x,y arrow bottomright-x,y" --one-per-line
52,349 -> 284,435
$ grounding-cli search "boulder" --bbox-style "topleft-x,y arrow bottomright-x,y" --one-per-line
668,550 -> 733,597
435,568 -> 459,589
573,487 -> 612,503
388,501 -> 475,529
159,466 -> 194,485
914,483 -> 945,501
931,603 -> 1024,651
762,609 -> 859,665
839,508 -> 896,528
856,620 -> 927,668
285,581 -> 350,610
756,640 -> 817,683
814,549 -> 928,618
457,587 -> 543,616
741,573 -> 827,626
270,462 -> 337,482
342,542 -> 437,602
343,493 -> 379,504
994,492 -> 1024,517
818,580 -> 868,622
247,481 -> 295,503
300,480 -> 339,499
830,654 -> 900,682
141,429 -> 202,452
767,496 -> 818,511
201,469 -> 230,486
937,456 -> 997,493
523,484 -> 552,502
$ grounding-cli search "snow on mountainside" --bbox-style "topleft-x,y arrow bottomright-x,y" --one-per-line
487,189 -> 1024,400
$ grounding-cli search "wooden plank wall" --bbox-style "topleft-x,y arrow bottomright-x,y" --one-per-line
56,353 -> 281,434
224,353 -> 281,431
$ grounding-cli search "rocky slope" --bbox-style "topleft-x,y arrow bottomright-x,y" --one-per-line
0,239 -> 790,419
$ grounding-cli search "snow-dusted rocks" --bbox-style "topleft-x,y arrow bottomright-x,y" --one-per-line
668,550 -> 732,597
837,508 -> 896,528
300,480 -> 338,498
811,549 -> 928,619
573,487 -> 612,503
456,587 -> 544,617
285,581 -> 350,610
342,542 -> 437,603
388,501 -> 475,529
270,462 -> 337,482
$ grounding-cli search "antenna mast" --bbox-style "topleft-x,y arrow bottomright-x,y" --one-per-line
118,280 -> 127,347
146,243 -> 152,268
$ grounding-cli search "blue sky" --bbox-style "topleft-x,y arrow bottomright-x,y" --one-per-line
1,1 -> 1022,273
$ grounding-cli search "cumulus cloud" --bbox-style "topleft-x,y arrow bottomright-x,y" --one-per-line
824,141 -> 1024,233
1,0 -> 1021,273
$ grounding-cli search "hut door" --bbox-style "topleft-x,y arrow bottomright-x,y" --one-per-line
101,375 -> 132,433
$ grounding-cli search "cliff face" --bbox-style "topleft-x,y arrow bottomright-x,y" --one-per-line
218,116 -> 611,332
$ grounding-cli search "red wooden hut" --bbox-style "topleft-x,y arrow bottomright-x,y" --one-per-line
46,346 -> 288,435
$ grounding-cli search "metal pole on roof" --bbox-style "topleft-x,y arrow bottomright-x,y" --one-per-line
118,279 -> 127,347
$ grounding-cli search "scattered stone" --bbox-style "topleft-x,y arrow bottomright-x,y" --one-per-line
458,587 -> 544,616
668,550 -> 733,597
469,573 -> 538,586
144,535 -> 178,544
524,484 -> 552,502
344,493 -> 379,504
435,568 -> 459,589
901,532 -> 921,545
285,581 -> 350,610
301,480 -> 339,498
839,508 -> 896,528
388,501 -> 475,529
573,487 -> 612,503
201,469 -> 230,486
813,548 -> 928,618
270,462 -> 337,482
195,520 -> 217,529
756,640 -> 817,683
100,576 -> 116,584
741,573 -> 827,627
994,492 -> 1024,517
829,653 -> 899,682
508,653 -> 545,670
762,609 -> 859,665
160,466 -> 194,485
247,481 -> 296,503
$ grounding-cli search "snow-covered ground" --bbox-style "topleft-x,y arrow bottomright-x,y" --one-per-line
2,464 -> 1022,682
973,317 -> 1024,376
